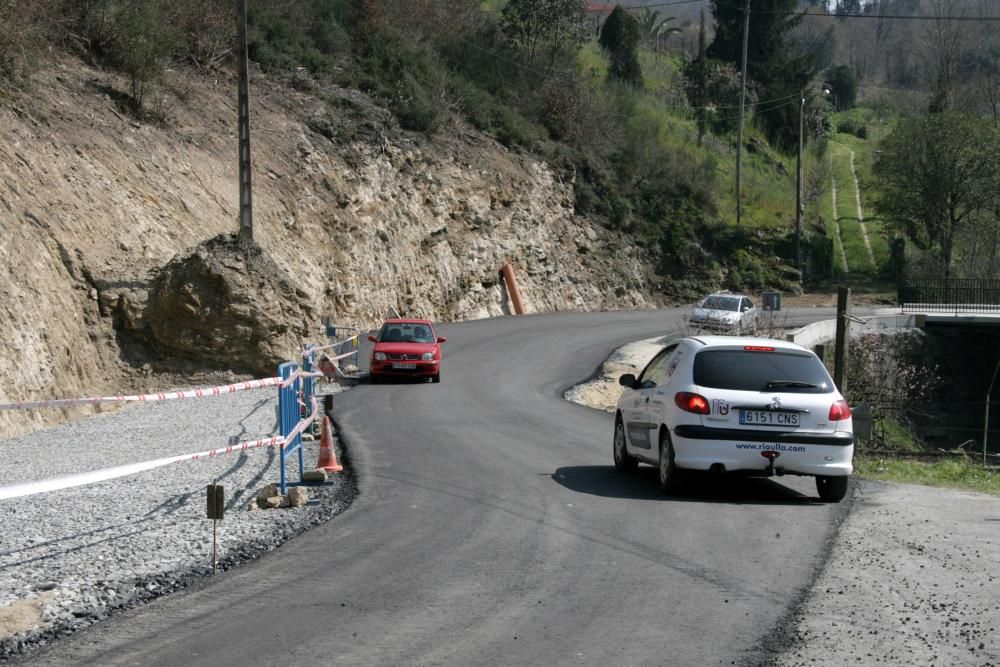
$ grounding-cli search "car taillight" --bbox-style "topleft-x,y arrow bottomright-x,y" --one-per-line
675,392 -> 710,415
743,345 -> 774,352
829,399 -> 852,421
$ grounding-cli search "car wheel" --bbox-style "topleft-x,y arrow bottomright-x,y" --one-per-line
431,373 -> 441,384
657,430 -> 683,495
613,417 -> 638,473
816,475 -> 849,503
370,373 -> 379,385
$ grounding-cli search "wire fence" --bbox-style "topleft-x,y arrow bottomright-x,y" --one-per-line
853,399 -> 1000,464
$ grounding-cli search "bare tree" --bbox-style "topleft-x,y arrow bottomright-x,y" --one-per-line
923,0 -> 966,112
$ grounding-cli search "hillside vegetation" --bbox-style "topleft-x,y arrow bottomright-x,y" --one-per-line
3,0 -> 1000,286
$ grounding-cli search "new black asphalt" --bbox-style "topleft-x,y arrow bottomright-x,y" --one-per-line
32,307 -> 871,666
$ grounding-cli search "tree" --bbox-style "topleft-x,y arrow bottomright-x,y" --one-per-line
500,0 -> 588,65
637,6 -> 680,52
707,0 -> 816,148
824,64 -> 857,110
923,0 -> 966,113
789,19 -> 836,72
684,10 -> 710,145
599,5 -> 642,87
0,0 -> 56,83
113,2 -> 176,111
872,112 -> 1000,279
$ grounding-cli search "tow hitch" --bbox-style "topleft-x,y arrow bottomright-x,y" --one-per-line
761,450 -> 780,476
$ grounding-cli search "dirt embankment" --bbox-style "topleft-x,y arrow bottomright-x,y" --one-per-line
0,57 -> 668,437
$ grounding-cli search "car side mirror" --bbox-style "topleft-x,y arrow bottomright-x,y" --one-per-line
437,336 -> 447,343
619,373 -> 638,389
368,335 -> 377,343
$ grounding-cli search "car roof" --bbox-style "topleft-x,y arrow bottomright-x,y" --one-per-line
678,335 -> 810,352
382,318 -> 433,325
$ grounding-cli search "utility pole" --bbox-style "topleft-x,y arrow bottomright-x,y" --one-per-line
236,0 -> 254,244
795,91 -> 804,275
735,0 -> 750,226
833,286 -> 851,395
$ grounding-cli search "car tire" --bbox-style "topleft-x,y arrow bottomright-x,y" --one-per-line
613,417 -> 638,473
657,430 -> 683,495
431,373 -> 441,384
816,475 -> 849,503
370,373 -> 380,385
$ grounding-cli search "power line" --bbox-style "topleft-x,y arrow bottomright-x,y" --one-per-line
454,35 -> 806,114
714,0 -> 1000,20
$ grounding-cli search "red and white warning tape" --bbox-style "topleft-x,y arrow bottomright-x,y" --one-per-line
306,335 -> 360,356
0,377 -> 284,412
0,434 -> 283,500
0,398 -> 321,500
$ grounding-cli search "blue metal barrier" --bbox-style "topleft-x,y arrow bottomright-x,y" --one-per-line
323,319 -> 362,372
302,344 -> 314,419
278,362 -> 305,495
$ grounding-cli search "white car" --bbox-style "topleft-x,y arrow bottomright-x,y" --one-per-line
690,293 -> 757,333
613,336 -> 853,502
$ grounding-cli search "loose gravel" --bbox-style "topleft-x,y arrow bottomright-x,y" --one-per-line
0,380 -> 355,660
567,336 -> 1000,666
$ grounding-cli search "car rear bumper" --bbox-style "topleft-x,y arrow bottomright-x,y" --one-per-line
671,425 -> 854,477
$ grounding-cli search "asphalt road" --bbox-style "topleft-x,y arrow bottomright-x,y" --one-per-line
31,307 -> 868,666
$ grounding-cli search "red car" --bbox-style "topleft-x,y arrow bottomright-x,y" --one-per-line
368,318 -> 446,384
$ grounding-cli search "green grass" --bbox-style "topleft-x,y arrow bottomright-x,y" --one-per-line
829,139 -> 878,276
855,456 -> 1000,496
830,132 -> 890,270
578,42 -> 800,232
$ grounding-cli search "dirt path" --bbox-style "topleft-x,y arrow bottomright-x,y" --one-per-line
847,147 -> 877,269
830,164 -> 850,274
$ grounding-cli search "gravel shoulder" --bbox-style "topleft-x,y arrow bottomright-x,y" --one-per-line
566,337 -> 1000,666
0,380 -> 354,659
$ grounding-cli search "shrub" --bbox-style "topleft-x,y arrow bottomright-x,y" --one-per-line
836,116 -> 867,139
0,0 -> 55,83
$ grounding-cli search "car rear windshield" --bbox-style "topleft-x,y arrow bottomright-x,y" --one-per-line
701,296 -> 740,311
693,349 -> 834,393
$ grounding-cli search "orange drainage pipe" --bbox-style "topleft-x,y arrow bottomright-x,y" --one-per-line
500,262 -> 525,316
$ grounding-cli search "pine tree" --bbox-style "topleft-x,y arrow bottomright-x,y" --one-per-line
707,0 -> 815,148
599,5 -> 642,87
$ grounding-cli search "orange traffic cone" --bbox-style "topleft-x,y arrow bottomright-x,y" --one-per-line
316,416 -> 343,472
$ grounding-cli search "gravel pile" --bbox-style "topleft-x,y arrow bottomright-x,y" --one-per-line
0,382 -> 355,659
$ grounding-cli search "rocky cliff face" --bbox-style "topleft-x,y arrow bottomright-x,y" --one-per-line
0,58 -> 665,437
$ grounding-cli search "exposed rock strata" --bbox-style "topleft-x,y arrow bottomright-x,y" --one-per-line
0,59 -> 665,437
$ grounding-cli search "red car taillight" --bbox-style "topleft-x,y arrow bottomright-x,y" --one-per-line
675,392 -> 710,415
829,399 -> 852,421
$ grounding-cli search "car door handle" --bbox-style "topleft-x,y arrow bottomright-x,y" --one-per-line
645,397 -> 650,403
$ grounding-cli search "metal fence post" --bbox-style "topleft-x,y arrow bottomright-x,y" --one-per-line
278,361 -> 301,495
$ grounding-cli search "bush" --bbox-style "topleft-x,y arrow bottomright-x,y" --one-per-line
836,116 -> 867,139
0,0 -> 54,83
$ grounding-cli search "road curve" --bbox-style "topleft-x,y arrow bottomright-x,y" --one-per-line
31,308 -> 862,666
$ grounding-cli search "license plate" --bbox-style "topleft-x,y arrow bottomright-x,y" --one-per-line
739,410 -> 800,427
392,363 -> 417,370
